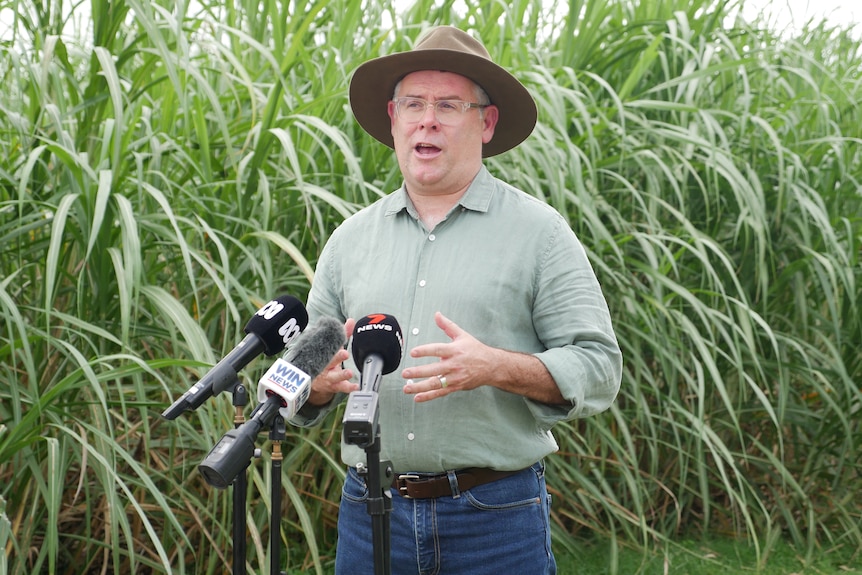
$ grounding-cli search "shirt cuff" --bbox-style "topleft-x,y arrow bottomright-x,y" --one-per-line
532,345 -> 622,425
289,392 -> 344,427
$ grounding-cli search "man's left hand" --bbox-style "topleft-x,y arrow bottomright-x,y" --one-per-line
401,311 -> 502,402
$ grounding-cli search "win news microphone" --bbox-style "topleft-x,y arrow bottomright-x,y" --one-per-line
198,317 -> 347,488
343,313 -> 403,446
161,295 -> 309,420
256,316 -> 347,419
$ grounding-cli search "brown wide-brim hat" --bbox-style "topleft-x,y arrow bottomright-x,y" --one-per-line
349,26 -> 537,158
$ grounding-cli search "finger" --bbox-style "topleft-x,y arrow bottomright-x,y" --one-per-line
403,374 -> 451,395
434,311 -> 464,339
407,340 -> 463,362
334,380 -> 360,394
401,356 -> 446,379
412,386 -> 449,403
344,317 -> 356,340
325,348 -> 350,370
317,361 -> 356,395
407,343 -> 448,360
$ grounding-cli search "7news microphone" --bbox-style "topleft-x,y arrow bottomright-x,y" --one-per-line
198,317 -> 347,488
342,313 -> 404,447
161,295 -> 309,420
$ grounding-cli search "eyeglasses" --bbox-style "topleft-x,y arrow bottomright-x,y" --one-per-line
393,98 -> 489,125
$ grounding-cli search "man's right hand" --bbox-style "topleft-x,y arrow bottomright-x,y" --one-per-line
306,318 -> 359,406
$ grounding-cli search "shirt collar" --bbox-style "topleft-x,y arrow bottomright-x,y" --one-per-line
384,165 -> 495,218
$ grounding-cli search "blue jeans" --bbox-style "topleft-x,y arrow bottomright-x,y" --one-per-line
334,462 -> 557,575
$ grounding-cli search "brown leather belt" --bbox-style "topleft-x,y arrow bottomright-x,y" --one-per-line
391,467 -> 520,499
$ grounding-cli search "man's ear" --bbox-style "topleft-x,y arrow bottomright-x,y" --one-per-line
482,105 -> 499,144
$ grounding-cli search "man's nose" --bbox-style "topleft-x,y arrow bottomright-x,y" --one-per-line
419,103 -> 440,127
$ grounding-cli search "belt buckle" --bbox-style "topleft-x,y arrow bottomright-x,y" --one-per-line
395,474 -> 420,498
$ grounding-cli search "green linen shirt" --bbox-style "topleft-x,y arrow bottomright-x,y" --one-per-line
291,166 -> 622,472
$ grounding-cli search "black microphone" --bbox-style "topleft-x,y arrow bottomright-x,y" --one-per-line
161,295 -> 309,420
198,317 -> 346,488
343,313 -> 403,446
351,313 -> 404,392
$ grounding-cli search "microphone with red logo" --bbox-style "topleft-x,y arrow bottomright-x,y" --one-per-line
343,313 -> 403,446
198,316 -> 347,488
161,295 -> 308,420
352,313 -> 404,392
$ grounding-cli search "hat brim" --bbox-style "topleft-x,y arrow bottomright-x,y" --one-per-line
349,49 -> 537,158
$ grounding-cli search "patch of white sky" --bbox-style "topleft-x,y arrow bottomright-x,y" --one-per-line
385,0 -> 860,38
1,0 -> 859,47
0,0 -> 207,44
736,0 -> 859,35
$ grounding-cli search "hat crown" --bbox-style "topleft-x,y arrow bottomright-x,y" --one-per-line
413,26 -> 491,61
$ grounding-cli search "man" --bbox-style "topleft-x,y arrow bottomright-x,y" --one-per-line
291,26 -> 622,575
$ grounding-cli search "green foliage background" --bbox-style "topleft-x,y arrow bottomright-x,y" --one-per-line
0,0 -> 860,573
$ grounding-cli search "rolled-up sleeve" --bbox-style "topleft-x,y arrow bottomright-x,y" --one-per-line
528,217 -> 623,428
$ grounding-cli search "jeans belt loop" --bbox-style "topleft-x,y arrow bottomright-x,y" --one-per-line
446,470 -> 461,499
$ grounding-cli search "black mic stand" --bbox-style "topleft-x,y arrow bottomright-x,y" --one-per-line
199,394 -> 292,575
231,383 -> 250,575
269,415 -> 287,575
343,391 -> 393,575
358,425 -> 392,575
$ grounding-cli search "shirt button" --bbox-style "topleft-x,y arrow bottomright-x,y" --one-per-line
411,327 -> 419,335
407,433 -> 415,441
428,234 -> 436,241
419,279 -> 427,287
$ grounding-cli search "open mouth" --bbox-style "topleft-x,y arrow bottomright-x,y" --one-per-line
415,143 -> 441,155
